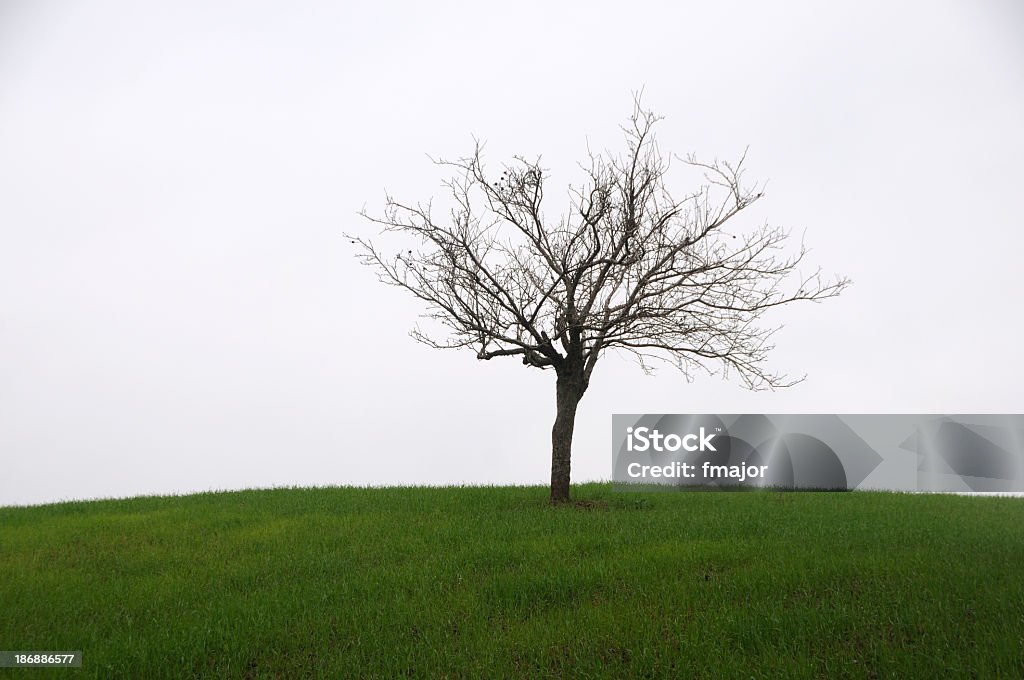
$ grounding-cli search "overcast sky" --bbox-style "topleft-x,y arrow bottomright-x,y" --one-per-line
2,0 -> 1022,506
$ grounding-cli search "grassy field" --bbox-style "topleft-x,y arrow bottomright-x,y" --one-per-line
1,484 -> 1022,679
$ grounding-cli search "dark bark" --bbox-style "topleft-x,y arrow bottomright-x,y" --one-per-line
550,369 -> 586,504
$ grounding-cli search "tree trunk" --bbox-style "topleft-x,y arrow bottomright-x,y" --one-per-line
550,372 -> 584,504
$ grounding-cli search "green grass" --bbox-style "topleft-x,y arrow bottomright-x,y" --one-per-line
1,484 -> 1023,679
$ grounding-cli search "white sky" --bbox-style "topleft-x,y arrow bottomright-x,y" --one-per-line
2,0 -> 1022,506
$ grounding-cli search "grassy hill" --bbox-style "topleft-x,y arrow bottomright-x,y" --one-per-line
1,484 -> 1022,678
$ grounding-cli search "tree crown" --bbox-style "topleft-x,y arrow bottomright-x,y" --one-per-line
349,100 -> 849,390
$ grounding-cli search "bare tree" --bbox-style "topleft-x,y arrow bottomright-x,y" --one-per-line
348,99 -> 849,504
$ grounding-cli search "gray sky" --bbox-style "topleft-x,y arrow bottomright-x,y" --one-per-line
2,0 -> 1022,506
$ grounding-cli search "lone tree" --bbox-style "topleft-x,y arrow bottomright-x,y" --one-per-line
349,99 -> 849,504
